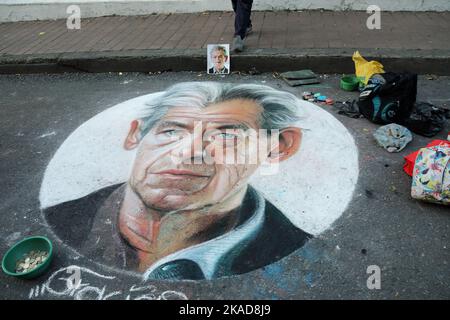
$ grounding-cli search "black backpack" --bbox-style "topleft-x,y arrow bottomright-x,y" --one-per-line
358,72 -> 418,125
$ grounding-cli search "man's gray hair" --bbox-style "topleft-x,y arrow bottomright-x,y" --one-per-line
210,45 -> 228,57
139,82 -> 305,136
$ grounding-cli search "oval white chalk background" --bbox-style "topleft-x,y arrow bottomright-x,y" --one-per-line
40,91 -> 359,235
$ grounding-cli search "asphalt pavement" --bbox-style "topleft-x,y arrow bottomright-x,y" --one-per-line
0,72 -> 449,299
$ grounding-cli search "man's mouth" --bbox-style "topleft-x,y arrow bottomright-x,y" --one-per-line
154,169 -> 210,178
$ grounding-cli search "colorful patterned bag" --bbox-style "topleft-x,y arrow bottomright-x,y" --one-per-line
411,145 -> 450,205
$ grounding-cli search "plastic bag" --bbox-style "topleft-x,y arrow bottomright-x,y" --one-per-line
403,102 -> 449,137
373,123 -> 412,153
352,51 -> 385,85
333,100 -> 362,118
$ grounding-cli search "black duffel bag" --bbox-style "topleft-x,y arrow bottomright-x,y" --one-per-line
358,72 -> 418,125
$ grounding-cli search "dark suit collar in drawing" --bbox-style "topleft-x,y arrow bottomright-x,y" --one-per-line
44,183 -> 312,280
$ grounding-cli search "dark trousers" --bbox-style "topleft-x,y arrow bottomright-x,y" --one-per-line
231,0 -> 253,39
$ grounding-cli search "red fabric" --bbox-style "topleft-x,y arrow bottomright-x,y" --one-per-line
403,139 -> 450,176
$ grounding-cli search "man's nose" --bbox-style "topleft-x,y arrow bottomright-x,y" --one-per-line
179,131 -> 210,163
191,131 -> 205,159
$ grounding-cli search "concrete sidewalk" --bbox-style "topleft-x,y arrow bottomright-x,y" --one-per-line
1,11 -> 450,74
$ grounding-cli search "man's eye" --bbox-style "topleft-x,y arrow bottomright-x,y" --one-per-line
218,133 -> 237,139
161,130 -> 181,138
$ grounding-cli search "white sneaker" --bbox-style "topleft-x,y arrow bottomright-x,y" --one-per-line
232,36 -> 244,52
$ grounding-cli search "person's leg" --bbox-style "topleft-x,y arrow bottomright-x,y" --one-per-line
237,0 -> 253,34
244,0 -> 253,35
234,0 -> 253,39
231,0 -> 237,13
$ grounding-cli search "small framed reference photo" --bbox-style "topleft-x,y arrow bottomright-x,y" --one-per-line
207,44 -> 230,75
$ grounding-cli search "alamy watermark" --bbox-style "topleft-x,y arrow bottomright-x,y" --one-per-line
66,5 -> 81,30
66,266 -> 82,290
164,121 -> 281,175
366,5 -> 381,30
366,265 -> 381,289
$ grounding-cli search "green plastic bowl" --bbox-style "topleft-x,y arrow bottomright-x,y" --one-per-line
2,236 -> 53,279
340,75 -> 360,91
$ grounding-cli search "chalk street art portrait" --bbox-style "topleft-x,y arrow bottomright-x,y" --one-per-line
207,44 -> 230,75
40,82 -> 359,280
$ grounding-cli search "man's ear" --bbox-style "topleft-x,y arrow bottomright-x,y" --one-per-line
124,120 -> 142,150
267,127 -> 302,163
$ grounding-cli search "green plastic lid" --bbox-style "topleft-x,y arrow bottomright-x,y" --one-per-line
340,75 -> 359,91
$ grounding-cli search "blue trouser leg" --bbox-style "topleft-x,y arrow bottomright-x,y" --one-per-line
231,0 -> 253,39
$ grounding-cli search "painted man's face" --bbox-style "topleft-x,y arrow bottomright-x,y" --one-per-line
127,100 -> 261,212
211,50 -> 227,71
125,99 -> 301,212
125,100 -> 301,211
